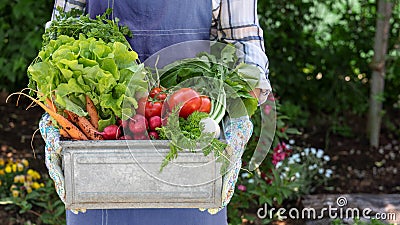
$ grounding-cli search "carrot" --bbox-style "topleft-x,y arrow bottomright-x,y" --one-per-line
59,128 -> 71,138
6,92 -> 88,140
64,110 -> 104,140
85,95 -> 100,130
46,98 -> 57,112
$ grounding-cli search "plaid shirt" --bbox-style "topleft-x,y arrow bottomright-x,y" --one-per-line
52,0 -> 271,101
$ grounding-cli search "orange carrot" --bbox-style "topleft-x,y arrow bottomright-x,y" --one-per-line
64,110 -> 104,140
6,92 -> 88,140
85,95 -> 99,130
59,128 -> 71,138
46,98 -> 57,112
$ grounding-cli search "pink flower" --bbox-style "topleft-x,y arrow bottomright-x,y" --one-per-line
272,142 -> 291,166
267,94 -> 276,102
264,104 -> 273,115
237,184 -> 247,192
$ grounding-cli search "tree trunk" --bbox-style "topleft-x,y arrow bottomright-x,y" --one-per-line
367,0 -> 394,147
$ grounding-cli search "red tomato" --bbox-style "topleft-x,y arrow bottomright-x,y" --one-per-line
149,87 -> 162,98
156,93 -> 167,101
198,96 -> 211,113
168,88 -> 201,118
145,101 -> 163,118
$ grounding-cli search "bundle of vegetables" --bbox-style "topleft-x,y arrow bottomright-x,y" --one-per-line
11,10 -> 148,140
151,44 -> 261,171
159,43 -> 261,120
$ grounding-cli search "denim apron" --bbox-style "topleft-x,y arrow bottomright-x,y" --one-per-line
66,1 -> 228,224
85,0 -> 212,62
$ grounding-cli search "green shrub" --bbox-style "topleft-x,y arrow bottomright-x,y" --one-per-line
0,0 -> 53,91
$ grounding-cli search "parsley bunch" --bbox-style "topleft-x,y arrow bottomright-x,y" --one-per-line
157,110 -> 229,173
42,8 -> 132,49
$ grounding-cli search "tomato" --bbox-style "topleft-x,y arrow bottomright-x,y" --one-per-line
198,96 -> 211,113
145,101 -> 163,118
168,88 -> 201,118
156,93 -> 167,101
149,87 -> 162,98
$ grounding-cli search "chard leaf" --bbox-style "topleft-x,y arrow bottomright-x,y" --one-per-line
112,42 -> 138,69
99,93 -> 124,118
243,97 -> 258,117
62,96 -> 87,117
55,78 -> 85,97
58,59 -> 84,72
98,72 -> 117,94
91,41 -> 112,59
78,57 -> 98,67
27,62 -> 59,97
100,58 -> 119,79
220,44 -> 237,65
98,110 -> 116,132
52,47 -> 78,62
234,63 -> 260,89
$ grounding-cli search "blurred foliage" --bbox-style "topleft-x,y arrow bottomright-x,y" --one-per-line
0,157 -> 65,225
0,0 -> 53,91
258,0 -> 400,121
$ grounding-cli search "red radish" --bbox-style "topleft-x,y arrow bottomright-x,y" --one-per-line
133,133 -> 149,140
148,116 -> 162,131
98,124 -> 121,140
119,135 -> 133,140
129,114 -> 148,134
136,97 -> 147,116
116,118 -> 122,126
120,119 -> 130,133
148,131 -> 159,140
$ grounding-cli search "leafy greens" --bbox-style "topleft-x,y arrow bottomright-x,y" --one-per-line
159,44 -> 260,117
28,35 -> 148,131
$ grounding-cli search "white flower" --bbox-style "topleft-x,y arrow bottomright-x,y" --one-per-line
308,165 -> 314,170
318,168 -> 324,174
289,139 -> 295,145
325,169 -> 333,178
291,153 -> 300,160
323,155 -> 330,161
316,149 -> 324,158
276,161 -> 283,168
304,148 -> 310,155
311,148 -> 317,155
241,172 -> 251,179
295,172 -> 300,178
248,178 -> 255,184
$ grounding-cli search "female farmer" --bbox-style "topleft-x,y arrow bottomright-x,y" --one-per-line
40,0 -> 272,224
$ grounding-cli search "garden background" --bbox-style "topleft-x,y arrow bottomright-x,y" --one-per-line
0,0 -> 399,224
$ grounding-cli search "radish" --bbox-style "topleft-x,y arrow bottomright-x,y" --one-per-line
148,131 -> 159,140
98,124 -> 121,140
200,117 -> 220,139
120,119 -> 130,133
129,114 -> 148,134
119,134 -> 133,140
148,116 -> 162,131
133,133 -> 149,140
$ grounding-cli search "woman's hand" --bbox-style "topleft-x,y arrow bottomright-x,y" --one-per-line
249,88 -> 261,101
